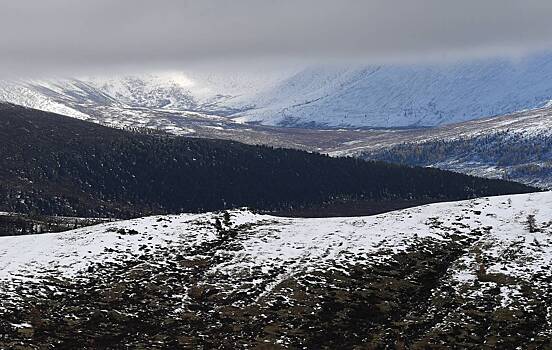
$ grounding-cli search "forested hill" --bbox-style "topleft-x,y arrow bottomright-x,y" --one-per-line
0,103 -> 537,218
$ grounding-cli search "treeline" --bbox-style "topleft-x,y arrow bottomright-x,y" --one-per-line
0,104 -> 537,218
362,131 -> 552,186
0,214 -> 108,237
364,131 -> 552,166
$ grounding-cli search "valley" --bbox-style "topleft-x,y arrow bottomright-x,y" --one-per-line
1,103 -> 533,219
3,59 -> 552,190
2,2 -> 552,349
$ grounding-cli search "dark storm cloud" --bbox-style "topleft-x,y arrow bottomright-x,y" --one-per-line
1,0 -> 552,77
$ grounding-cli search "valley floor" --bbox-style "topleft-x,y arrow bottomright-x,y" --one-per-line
1,192 -> 552,348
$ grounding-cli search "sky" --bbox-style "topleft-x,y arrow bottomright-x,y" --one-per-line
1,0 -> 552,77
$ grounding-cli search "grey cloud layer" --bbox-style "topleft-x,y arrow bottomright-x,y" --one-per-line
1,0 -> 552,76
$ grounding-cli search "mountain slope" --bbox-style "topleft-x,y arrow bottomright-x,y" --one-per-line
3,53 -> 552,129
0,103 -> 536,218
0,80 -> 90,121
232,54 -> 552,127
329,106 -> 552,189
1,192 -> 551,347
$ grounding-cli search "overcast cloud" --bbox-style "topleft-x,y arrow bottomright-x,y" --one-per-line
1,0 -> 552,77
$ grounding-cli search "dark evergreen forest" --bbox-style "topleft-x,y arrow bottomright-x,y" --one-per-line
0,104 -> 537,218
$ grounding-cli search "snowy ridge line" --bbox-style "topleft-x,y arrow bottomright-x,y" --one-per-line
0,191 -> 550,292
3,53 -> 552,129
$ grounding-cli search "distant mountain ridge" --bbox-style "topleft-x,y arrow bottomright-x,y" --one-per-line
232,54 -> 552,127
2,52 -> 552,128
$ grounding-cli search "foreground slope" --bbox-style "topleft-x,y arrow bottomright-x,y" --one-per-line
0,103 -> 534,218
1,192 -> 551,348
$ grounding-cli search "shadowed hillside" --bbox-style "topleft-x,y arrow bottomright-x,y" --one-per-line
0,103 -> 537,218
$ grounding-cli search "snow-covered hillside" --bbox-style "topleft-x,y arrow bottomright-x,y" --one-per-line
2,192 -> 550,285
232,54 -> 552,127
83,73 -> 197,110
0,81 -> 90,121
1,192 -> 552,347
336,107 -> 552,189
3,53 -> 552,129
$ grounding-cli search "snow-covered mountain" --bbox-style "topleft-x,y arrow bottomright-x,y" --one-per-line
1,192 -> 551,347
3,53 -> 552,129
2,72 -> 552,188
0,80 -> 90,120
232,54 -> 552,127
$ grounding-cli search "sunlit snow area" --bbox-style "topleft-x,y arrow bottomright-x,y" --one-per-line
2,192 -> 551,289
